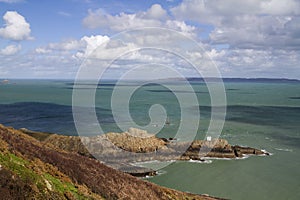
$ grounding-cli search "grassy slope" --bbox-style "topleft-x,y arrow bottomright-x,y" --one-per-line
0,124 -> 221,200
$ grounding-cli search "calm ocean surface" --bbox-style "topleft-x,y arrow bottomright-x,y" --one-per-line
0,79 -> 299,200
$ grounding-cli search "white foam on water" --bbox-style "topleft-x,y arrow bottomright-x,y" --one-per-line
201,157 -> 233,161
274,148 -> 293,152
188,159 -> 212,164
236,154 -> 250,159
261,149 -> 273,155
156,170 -> 167,176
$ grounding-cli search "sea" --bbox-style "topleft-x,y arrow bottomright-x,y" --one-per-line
0,79 -> 299,200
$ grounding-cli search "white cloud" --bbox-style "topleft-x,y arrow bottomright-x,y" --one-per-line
209,15 -> 300,50
144,4 -> 168,19
0,11 -> 32,41
83,9 -> 162,31
82,4 -> 197,37
166,20 -> 196,37
5,32 -> 300,79
0,44 -> 21,55
172,0 -> 300,20
48,39 -> 82,51
79,35 -> 110,57
260,0 -> 300,15
4,1 -> 299,79
171,0 -> 300,50
35,48 -> 52,54
201,47 -> 300,78
82,4 -> 168,30
36,35 -> 110,58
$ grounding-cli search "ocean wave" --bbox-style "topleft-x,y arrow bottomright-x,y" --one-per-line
274,148 -> 293,152
264,137 -> 274,141
188,159 -> 212,164
237,154 -> 250,159
132,160 -> 175,166
201,157 -> 234,161
156,170 -> 167,176
200,154 -> 256,160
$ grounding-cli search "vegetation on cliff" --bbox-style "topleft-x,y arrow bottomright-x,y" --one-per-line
0,124 -> 221,200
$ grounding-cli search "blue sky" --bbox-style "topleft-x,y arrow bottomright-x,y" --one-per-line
0,0 -> 300,79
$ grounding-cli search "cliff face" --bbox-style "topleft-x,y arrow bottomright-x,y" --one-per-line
0,124 -> 221,200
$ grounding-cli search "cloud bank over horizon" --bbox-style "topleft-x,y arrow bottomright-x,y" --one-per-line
0,0 -> 299,79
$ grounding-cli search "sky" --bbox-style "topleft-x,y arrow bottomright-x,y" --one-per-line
0,0 -> 300,79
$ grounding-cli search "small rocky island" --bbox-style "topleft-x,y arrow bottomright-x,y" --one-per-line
20,127 -> 269,177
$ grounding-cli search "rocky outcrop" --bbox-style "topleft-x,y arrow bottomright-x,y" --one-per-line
232,145 -> 269,156
18,127 -> 269,177
181,138 -> 268,160
101,129 -> 268,160
106,128 -> 167,153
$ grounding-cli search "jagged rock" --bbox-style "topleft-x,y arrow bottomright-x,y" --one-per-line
105,128 -> 167,153
232,145 -> 266,157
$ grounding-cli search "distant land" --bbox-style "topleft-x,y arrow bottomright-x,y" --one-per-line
186,77 -> 300,83
1,77 -> 300,83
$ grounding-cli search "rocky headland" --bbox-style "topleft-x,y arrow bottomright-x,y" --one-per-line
19,127 -> 269,177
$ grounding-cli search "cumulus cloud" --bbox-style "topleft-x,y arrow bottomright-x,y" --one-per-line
9,1 -> 299,79
0,44 -> 21,55
48,40 -> 82,51
144,4 -> 168,19
82,4 -> 197,37
82,7 -> 163,31
260,0 -> 300,15
79,35 -> 110,57
199,47 -> 300,78
36,35 -> 110,58
165,20 -> 196,37
171,0 -> 300,50
0,11 -> 32,41
35,48 -> 52,54
172,0 -> 300,20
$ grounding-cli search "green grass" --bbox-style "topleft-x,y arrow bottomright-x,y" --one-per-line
0,151 -> 90,199
43,173 -> 93,199
43,173 -> 78,194
0,152 -> 41,184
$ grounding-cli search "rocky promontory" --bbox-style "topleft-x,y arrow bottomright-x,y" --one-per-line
19,127 -> 269,177
106,128 -> 268,160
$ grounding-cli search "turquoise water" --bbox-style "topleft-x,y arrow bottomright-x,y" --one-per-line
0,79 -> 299,199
